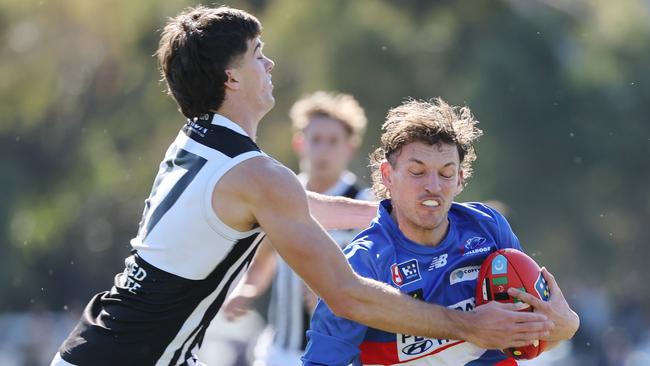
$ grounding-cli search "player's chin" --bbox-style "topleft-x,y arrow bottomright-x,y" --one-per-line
261,95 -> 275,112
415,215 -> 444,230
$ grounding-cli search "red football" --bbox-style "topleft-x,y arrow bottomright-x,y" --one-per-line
475,249 -> 550,360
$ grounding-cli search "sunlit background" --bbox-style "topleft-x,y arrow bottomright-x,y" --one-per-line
1,0 -> 649,365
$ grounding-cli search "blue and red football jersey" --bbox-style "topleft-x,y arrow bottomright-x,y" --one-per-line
302,199 -> 523,366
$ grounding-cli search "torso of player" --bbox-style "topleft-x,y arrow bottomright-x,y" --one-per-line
351,200 -> 518,366
130,113 -> 266,280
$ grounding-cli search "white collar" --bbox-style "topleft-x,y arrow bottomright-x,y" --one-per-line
210,113 -> 250,138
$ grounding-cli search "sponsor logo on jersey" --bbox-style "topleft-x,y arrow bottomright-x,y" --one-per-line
535,273 -> 550,301
427,253 -> 448,271
449,265 -> 481,285
402,337 -> 434,356
116,256 -> 148,294
396,298 -> 474,361
448,297 -> 475,312
491,254 -> 507,275
461,236 -> 491,256
186,119 -> 209,137
390,259 -> 421,287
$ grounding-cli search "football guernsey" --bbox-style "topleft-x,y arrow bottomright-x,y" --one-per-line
54,113 -> 266,366
303,199 -> 522,366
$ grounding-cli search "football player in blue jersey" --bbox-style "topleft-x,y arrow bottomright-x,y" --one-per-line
302,98 -> 579,366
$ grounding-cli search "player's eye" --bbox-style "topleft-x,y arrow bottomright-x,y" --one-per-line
440,169 -> 455,179
409,170 -> 424,176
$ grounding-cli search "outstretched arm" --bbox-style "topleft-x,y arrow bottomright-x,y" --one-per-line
306,191 -> 378,230
233,158 -> 552,349
222,238 -> 276,321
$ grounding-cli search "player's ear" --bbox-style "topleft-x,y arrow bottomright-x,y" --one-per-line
292,132 -> 305,156
455,169 -> 465,195
224,68 -> 240,90
380,160 -> 393,188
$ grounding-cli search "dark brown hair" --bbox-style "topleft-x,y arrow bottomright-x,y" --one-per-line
370,98 -> 483,199
157,6 -> 261,118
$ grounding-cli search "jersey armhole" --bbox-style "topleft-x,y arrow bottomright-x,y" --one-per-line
202,151 -> 267,240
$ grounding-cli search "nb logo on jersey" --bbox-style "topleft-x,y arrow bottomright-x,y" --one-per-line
427,253 -> 448,271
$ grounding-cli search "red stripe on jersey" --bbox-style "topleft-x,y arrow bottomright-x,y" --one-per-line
359,340 -> 465,365
359,341 -> 400,365
495,357 -> 518,365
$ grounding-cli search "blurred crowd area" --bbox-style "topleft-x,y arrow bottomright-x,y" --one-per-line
1,0 -> 649,365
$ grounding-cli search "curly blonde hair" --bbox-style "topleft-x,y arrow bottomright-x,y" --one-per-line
289,91 -> 367,145
370,98 -> 483,199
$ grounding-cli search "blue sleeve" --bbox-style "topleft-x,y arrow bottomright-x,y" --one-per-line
302,244 -> 377,366
487,205 -> 523,251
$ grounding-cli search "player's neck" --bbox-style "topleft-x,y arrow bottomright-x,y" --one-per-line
215,103 -> 263,140
305,173 -> 341,194
392,210 -> 450,247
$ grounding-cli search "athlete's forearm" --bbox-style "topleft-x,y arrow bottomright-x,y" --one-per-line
306,191 -> 378,230
333,276 -> 554,350
333,275 -> 465,340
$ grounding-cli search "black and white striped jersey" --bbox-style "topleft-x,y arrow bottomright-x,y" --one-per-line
56,113 -> 266,366
266,172 -> 372,352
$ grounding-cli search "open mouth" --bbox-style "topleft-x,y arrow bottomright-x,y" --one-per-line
422,199 -> 440,208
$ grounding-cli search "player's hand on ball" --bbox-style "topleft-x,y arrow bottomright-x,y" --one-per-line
464,300 -> 554,349
508,267 -> 579,342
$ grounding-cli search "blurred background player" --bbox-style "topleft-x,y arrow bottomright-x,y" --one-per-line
223,91 -> 373,366
302,98 -> 579,366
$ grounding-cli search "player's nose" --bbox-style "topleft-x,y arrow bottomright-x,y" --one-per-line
265,56 -> 275,72
423,174 -> 441,193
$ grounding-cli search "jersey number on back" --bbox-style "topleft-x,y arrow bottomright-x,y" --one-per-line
137,146 -> 207,239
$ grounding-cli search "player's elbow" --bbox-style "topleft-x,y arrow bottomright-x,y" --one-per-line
322,282 -> 366,321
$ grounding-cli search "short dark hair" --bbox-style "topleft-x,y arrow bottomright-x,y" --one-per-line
157,6 -> 261,119
370,98 -> 483,199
